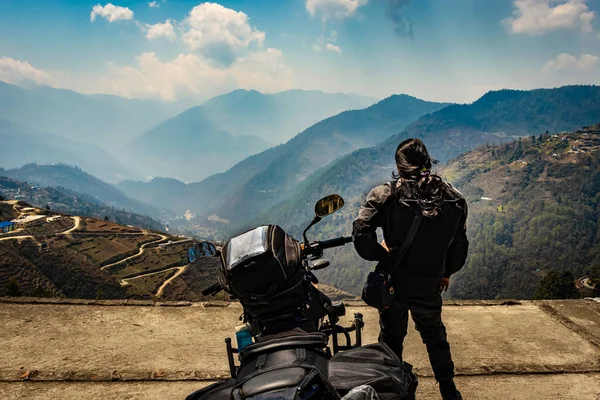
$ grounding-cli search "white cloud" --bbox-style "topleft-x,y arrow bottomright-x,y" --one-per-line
543,53 -> 599,71
148,1 -> 159,8
325,43 -> 342,54
145,20 -> 176,40
0,51 -> 292,103
181,3 -> 265,65
90,3 -> 134,23
99,50 -> 292,101
0,57 -> 54,87
503,0 -> 595,35
306,0 -> 368,21
1,3 -> 293,104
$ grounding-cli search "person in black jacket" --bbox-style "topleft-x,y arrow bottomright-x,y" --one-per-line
352,138 -> 468,400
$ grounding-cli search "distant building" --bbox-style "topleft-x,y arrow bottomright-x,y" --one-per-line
0,221 -> 15,233
11,215 -> 46,228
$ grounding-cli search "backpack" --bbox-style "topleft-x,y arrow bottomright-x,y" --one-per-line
219,225 -> 308,320
328,343 -> 418,400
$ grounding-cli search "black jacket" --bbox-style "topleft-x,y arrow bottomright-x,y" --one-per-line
352,179 -> 469,298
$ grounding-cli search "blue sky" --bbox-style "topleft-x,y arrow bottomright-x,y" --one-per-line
0,0 -> 599,104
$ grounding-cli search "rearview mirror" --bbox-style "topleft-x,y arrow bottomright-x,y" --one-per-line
187,241 -> 217,263
314,194 -> 345,218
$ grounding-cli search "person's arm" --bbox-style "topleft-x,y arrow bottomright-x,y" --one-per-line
352,184 -> 392,262
444,199 -> 469,278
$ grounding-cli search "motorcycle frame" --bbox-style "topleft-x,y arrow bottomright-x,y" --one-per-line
223,312 -> 364,379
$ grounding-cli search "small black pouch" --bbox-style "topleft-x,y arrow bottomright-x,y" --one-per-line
362,269 -> 394,310
361,210 -> 421,311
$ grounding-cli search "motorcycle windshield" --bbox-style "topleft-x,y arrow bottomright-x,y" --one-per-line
224,225 -> 269,271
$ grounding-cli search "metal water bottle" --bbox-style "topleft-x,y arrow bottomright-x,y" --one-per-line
235,322 -> 253,351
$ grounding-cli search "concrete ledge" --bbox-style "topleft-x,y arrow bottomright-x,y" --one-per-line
1,298 -> 599,399
0,296 -> 535,308
0,297 -> 235,308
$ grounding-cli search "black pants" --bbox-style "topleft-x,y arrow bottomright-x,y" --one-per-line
379,293 -> 455,382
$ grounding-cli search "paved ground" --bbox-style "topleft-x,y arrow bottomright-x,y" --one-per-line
1,297 -> 599,399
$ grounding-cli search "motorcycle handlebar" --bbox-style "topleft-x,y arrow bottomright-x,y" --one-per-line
318,236 -> 353,250
304,236 -> 352,256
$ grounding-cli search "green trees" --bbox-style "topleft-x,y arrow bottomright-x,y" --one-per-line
6,280 -> 21,297
533,271 -> 579,300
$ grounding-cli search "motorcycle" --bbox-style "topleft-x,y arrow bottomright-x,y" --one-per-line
185,194 -> 418,400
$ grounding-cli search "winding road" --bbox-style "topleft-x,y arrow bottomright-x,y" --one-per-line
0,216 -> 80,242
119,265 -> 188,297
100,234 -> 168,271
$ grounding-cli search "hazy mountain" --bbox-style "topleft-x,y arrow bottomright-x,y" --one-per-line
120,106 -> 273,182
200,94 -> 451,227
0,119 -> 133,183
0,81 -> 183,151
117,94 -> 447,218
0,164 -> 166,219
116,145 -> 284,215
117,89 -> 376,183
200,89 -> 377,144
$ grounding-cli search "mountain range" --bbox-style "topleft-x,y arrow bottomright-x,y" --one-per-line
0,81 -> 184,151
198,89 -> 376,144
117,89 -> 376,182
117,94 -> 450,217
241,85 -> 600,238
0,81 -> 375,184
0,119 -> 131,183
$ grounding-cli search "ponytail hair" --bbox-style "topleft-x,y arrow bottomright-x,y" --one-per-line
392,138 -> 446,217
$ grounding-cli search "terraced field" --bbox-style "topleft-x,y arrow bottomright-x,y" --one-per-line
0,201 -> 204,300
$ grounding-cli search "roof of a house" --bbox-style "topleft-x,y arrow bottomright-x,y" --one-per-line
10,215 -> 45,224
0,297 -> 599,400
0,221 -> 15,228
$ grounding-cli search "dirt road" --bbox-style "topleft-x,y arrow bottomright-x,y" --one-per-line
62,216 -> 80,234
155,266 -> 187,297
0,216 -> 79,242
119,265 -> 188,297
100,234 -> 168,271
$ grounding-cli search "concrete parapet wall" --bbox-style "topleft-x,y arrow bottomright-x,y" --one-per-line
0,297 -> 599,399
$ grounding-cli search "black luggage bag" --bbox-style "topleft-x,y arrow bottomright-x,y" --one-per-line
328,343 -> 418,400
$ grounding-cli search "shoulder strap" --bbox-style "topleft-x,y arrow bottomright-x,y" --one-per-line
386,206 -> 422,275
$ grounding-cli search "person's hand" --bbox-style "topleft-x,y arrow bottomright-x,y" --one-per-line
440,277 -> 450,292
381,239 -> 390,253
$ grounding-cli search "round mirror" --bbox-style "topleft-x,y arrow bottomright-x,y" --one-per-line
314,194 -> 345,218
187,241 -> 217,263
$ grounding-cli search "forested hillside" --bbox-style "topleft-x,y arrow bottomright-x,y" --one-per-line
0,164 -> 166,219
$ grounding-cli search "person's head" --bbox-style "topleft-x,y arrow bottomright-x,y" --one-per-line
392,138 -> 445,217
393,138 -> 437,180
